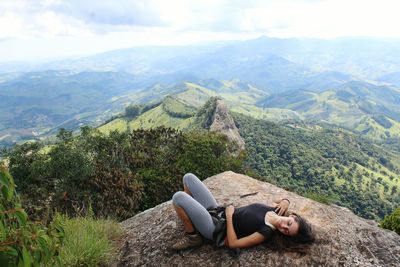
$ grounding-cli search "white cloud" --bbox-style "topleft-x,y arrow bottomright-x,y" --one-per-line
259,0 -> 400,38
1,0 -> 400,61
0,11 -> 25,39
48,0 -> 167,27
2,0 -> 400,39
32,11 -> 92,37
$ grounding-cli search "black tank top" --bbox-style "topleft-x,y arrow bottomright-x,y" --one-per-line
232,203 -> 275,239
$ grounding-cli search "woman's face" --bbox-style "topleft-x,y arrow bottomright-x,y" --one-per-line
276,215 -> 299,236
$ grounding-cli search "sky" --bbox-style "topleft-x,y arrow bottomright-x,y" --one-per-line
1,0 -> 400,62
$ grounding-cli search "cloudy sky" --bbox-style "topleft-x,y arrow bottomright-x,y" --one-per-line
1,0 -> 400,62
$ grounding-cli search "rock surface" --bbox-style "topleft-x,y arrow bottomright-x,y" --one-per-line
117,171 -> 400,267
209,100 -> 245,151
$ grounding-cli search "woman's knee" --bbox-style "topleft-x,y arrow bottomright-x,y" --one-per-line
172,191 -> 190,206
183,173 -> 198,186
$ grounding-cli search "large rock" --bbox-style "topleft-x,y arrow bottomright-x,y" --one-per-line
117,171 -> 400,267
209,100 -> 245,151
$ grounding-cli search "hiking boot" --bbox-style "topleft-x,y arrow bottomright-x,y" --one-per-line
171,232 -> 203,251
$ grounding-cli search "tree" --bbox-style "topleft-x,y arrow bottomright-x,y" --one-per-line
380,208 -> 400,234
125,105 -> 141,118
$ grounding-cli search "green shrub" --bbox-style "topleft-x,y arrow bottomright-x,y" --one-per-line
380,208 -> 400,234
0,165 -> 64,266
71,128 -> 144,220
178,131 -> 244,179
5,142 -> 54,220
6,126 -> 245,221
56,216 -> 122,267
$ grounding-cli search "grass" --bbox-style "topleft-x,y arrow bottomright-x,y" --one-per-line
354,116 -> 400,141
332,160 -> 399,200
129,105 -> 194,130
174,85 -> 217,108
355,161 -> 400,189
98,118 -> 128,134
55,216 -> 122,267
162,96 -> 197,117
185,82 -> 219,97
304,191 -> 340,205
230,104 -> 301,121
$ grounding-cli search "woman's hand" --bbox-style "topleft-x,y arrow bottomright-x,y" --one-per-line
274,199 -> 289,216
225,205 -> 235,218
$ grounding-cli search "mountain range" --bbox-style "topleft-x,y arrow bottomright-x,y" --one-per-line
1,36 -> 400,147
5,36 -> 400,79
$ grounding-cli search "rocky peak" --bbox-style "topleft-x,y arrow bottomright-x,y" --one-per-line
117,171 -> 400,267
209,99 -> 245,151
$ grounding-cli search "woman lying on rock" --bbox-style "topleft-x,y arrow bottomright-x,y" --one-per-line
171,173 -> 315,251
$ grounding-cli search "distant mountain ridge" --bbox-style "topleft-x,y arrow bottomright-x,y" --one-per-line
257,80 -> 400,141
3,36 -> 400,81
379,72 -> 400,87
2,36 -> 400,146
97,78 -> 400,143
2,71 -> 399,147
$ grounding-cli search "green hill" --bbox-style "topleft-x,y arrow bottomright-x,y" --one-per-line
99,79 -> 400,146
128,103 -> 195,131
257,81 -> 400,142
99,80 -> 301,134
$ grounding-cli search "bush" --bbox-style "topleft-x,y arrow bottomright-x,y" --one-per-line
178,131 -> 244,179
72,128 -> 144,220
6,126 -> 245,221
5,142 -> 55,220
380,208 -> 400,234
0,165 -> 64,266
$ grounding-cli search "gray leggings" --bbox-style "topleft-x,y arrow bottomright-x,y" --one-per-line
172,173 -> 218,240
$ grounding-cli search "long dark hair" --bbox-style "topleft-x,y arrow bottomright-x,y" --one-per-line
265,213 -> 315,252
